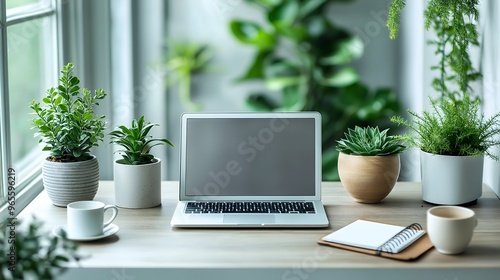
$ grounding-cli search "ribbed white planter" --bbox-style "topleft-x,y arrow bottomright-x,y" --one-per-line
114,158 -> 161,208
42,155 -> 99,207
420,151 -> 483,205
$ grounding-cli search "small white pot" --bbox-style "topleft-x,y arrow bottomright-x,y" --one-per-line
114,158 -> 162,208
420,151 -> 483,205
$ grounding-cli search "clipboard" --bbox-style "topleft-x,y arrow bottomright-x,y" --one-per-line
317,219 -> 434,261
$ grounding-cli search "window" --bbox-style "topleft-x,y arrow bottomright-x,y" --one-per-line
0,0 -> 58,220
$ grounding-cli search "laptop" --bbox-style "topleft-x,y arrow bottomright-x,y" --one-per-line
170,111 -> 329,228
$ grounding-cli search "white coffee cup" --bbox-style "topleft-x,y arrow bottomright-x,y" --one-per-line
67,201 -> 118,239
427,206 -> 477,255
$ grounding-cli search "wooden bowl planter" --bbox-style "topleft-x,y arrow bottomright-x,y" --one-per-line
338,153 -> 400,203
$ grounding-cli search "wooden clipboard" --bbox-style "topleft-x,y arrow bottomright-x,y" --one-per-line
317,219 -> 434,261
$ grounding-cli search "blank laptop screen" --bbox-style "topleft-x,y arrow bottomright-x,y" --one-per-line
183,116 -> 317,196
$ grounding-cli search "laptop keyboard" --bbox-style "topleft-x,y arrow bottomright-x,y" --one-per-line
184,201 -> 316,214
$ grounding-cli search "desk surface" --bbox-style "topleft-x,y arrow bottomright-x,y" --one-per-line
19,181 -> 500,272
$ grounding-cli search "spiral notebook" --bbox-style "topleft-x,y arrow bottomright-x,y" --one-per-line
318,219 -> 433,261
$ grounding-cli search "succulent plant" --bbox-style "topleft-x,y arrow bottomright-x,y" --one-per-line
336,126 -> 405,156
110,116 -> 174,165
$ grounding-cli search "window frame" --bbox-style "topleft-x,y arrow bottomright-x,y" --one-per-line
0,0 -> 59,221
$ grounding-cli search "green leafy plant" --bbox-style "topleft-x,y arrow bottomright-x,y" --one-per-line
387,0 -> 481,101
162,41 -> 214,111
30,63 -> 107,162
229,0 -> 400,180
391,95 -> 500,160
0,218 -> 80,280
110,116 -> 174,165
336,126 -> 405,156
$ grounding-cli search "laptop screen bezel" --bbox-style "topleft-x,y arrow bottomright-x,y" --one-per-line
178,111 -> 322,201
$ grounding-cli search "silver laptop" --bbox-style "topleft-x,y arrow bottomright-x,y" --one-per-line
170,111 -> 329,228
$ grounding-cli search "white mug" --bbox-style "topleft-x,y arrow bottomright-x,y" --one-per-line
67,201 -> 118,239
427,206 -> 477,255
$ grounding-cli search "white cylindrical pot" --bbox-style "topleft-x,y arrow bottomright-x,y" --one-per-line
420,151 -> 483,205
42,155 -> 99,207
114,158 -> 162,208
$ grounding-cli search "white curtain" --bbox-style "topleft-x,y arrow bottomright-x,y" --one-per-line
397,0 -> 425,181
480,0 -> 500,197
109,0 -> 168,179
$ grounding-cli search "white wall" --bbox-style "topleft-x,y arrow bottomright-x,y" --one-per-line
74,0 -> 499,192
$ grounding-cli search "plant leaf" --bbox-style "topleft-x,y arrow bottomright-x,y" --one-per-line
245,93 -> 278,111
265,76 -> 303,90
321,36 -> 364,65
298,0 -> 328,19
235,51 -> 271,81
229,20 -> 275,50
322,67 -> 359,87
268,0 -> 299,25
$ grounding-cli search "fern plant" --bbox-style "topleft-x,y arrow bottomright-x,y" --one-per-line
336,126 -> 406,156
110,116 -> 174,165
391,95 -> 500,160
387,0 -> 481,101
30,63 -> 107,162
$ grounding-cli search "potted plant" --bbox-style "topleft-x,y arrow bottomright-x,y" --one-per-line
391,96 -> 500,205
336,126 -> 406,203
386,1 -> 500,205
30,63 -> 107,207
110,116 -> 174,208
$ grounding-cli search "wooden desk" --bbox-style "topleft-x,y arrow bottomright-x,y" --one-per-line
19,181 -> 500,280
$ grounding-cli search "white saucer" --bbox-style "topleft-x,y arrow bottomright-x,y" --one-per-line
52,224 -> 119,241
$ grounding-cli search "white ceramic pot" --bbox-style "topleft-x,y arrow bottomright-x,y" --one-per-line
42,155 -> 99,207
114,158 -> 162,208
420,151 -> 483,205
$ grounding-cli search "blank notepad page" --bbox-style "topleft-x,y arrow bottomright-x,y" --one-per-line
322,220 -> 425,253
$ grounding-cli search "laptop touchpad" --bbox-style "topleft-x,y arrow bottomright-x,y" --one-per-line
223,215 -> 276,224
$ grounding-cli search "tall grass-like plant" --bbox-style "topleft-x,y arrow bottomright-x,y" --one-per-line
30,63 -> 107,162
391,95 -> 500,160
110,116 -> 174,165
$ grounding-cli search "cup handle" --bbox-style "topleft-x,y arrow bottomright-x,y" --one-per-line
103,205 -> 118,228
474,218 -> 478,228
